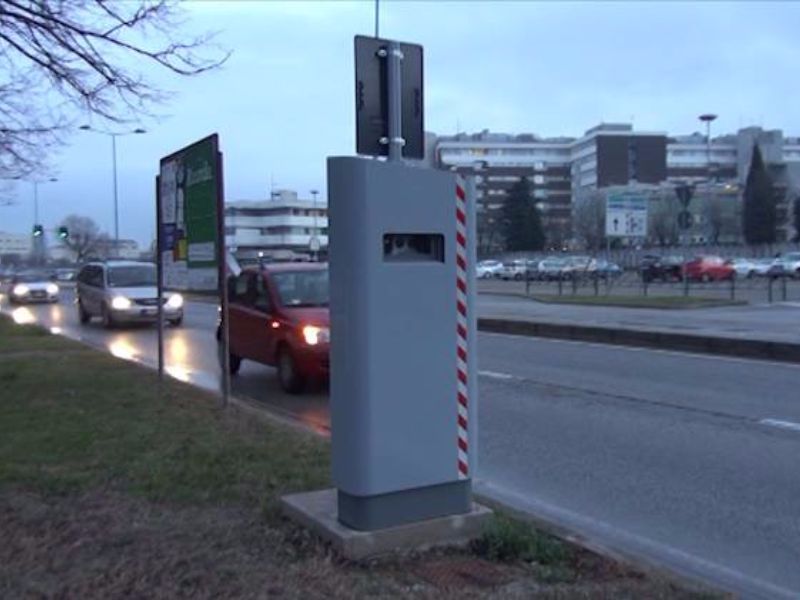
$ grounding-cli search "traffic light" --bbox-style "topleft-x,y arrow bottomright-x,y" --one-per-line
32,224 -> 44,237
58,226 -> 69,240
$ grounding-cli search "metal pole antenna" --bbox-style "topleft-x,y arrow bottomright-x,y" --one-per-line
375,0 -> 379,37
112,134 -> 119,252
33,181 -> 38,225
386,41 -> 404,161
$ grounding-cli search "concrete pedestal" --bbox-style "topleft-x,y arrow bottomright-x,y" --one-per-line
280,488 -> 493,561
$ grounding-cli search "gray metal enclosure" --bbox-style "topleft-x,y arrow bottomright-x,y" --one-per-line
328,157 -> 477,530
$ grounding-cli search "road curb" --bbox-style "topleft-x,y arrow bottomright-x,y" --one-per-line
478,317 -> 800,364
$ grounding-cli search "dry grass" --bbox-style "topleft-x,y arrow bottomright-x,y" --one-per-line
0,316 -> 724,599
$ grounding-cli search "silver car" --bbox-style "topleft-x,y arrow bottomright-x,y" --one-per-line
76,261 -> 183,328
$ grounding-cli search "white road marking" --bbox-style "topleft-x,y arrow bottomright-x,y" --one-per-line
478,370 -> 517,381
759,419 -> 800,432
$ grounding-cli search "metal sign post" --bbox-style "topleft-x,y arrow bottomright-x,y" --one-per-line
155,175 -> 165,391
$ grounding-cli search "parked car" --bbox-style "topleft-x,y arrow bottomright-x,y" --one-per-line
752,258 -> 785,279
218,263 -> 329,394
593,259 -> 623,279
499,260 -> 528,281
640,255 -> 684,283
727,258 -> 758,279
76,261 -> 183,328
561,256 -> 596,280
537,257 -> 569,281
524,259 -> 541,280
775,252 -> 800,279
683,256 -> 735,282
6,271 -> 59,304
476,259 -> 503,279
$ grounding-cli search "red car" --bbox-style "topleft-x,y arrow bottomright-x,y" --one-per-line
218,263 -> 329,393
683,256 -> 736,282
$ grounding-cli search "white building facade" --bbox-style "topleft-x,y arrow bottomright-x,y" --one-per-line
224,189 -> 328,262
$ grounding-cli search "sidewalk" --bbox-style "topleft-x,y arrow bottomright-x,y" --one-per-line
478,294 -> 800,362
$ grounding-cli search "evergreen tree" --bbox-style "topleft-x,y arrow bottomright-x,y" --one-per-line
501,177 -> 545,251
742,145 -> 777,244
793,197 -> 800,243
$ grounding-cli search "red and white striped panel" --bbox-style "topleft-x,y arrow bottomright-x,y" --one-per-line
455,175 -> 469,480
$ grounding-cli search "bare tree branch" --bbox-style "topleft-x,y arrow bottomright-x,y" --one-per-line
0,0 -> 228,178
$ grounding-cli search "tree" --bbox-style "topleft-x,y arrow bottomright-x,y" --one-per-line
500,177 -> 545,252
0,1 -> 227,178
742,144 -> 777,245
58,214 -> 105,262
707,195 -> 725,245
572,190 -> 606,251
649,191 -> 679,247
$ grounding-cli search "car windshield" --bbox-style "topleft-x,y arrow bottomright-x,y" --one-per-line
783,253 -> 800,261
15,272 -> 50,283
107,265 -> 156,287
272,269 -> 329,308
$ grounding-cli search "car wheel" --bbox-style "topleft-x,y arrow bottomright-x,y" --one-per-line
78,300 -> 91,324
101,303 -> 115,329
747,271 -> 755,279
277,345 -> 305,395
169,316 -> 183,327
513,273 -> 523,281
701,273 -> 711,283
216,339 -> 241,375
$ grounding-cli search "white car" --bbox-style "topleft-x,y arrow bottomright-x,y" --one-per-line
728,258 -> 758,278
76,261 -> 184,328
7,271 -> 59,304
776,252 -> 800,278
476,260 -> 503,279
499,260 -> 528,281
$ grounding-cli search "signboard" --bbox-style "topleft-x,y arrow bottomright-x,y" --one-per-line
158,135 -> 223,291
354,35 -> 424,159
606,194 -> 648,237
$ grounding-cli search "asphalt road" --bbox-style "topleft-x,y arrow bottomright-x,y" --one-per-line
4,288 -> 800,597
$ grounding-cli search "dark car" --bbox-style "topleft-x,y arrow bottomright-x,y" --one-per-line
640,255 -> 684,283
218,263 -> 329,394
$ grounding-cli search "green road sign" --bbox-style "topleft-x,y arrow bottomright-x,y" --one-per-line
158,135 -> 223,291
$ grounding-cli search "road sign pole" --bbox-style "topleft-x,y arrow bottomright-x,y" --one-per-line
386,41 -> 404,162
155,175 -> 165,390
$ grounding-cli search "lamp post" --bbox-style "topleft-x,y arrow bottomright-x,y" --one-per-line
310,189 -> 320,261
699,114 -> 718,246
79,125 -> 146,253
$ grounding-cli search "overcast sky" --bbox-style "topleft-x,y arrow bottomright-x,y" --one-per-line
3,0 -> 799,247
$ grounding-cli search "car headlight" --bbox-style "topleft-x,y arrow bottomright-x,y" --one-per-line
111,296 -> 132,310
166,293 -> 184,309
12,284 -> 29,296
302,325 -> 330,346
46,283 -> 59,295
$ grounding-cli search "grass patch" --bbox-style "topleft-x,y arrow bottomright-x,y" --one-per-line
0,315 -> 726,599
529,294 -> 746,309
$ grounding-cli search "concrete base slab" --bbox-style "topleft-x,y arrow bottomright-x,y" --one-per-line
280,488 -> 493,560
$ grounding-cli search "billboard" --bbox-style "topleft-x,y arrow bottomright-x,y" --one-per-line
158,135 -> 223,291
605,194 -> 648,238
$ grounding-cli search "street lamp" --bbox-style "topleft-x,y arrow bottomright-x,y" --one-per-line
32,177 -> 58,226
310,189 -> 320,261
80,125 -> 146,251
698,114 -> 717,180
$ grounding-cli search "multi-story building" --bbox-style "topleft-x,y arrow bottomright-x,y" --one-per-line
224,189 -> 328,262
0,231 -> 32,258
434,123 -> 800,250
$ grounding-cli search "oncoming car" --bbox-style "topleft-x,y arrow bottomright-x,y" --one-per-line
218,263 -> 329,394
7,271 -> 59,304
76,261 -> 183,328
